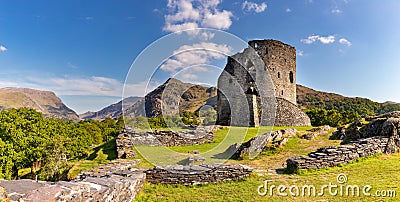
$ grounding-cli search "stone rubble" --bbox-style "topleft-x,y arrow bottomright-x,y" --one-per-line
301,125 -> 331,140
287,115 -> 400,170
0,160 -> 145,202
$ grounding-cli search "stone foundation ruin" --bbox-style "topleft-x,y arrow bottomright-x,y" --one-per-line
145,164 -> 252,186
116,126 -> 215,159
287,112 -> 400,170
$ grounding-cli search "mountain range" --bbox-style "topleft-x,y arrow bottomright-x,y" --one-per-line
0,87 -> 79,121
1,79 -> 399,121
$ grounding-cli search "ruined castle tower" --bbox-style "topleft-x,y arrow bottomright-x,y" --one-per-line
248,40 -> 296,104
217,39 -> 310,127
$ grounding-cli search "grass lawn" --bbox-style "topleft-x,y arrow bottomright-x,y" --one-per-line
65,125 -> 399,201
136,153 -> 400,201
135,126 -> 399,201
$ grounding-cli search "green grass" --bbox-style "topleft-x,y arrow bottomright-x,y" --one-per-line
67,138 -> 118,179
136,153 -> 400,202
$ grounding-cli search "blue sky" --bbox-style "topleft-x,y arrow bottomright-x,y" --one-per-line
0,0 -> 399,113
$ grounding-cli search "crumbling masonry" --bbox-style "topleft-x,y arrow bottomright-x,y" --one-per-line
217,39 -> 310,126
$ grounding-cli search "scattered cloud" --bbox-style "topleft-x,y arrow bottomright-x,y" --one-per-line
331,8 -> 342,14
286,8 -> 292,13
0,75 -> 157,98
242,1 -> 267,13
339,38 -> 352,46
160,42 -> 232,73
301,35 -> 335,44
67,62 -> 79,69
163,0 -> 234,33
85,16 -> 94,20
297,50 -> 305,57
0,45 -> 7,52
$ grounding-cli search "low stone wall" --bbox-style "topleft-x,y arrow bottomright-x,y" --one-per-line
287,137 -> 388,170
0,160 -> 145,202
117,126 -> 215,159
145,164 -> 252,186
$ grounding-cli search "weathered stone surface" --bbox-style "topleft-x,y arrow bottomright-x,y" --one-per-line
145,164 -> 252,186
301,125 -> 331,140
274,98 -> 311,126
224,128 -> 298,159
217,39 -> 311,127
288,115 -> 400,170
287,136 -> 389,170
0,160 -> 145,202
116,126 -> 216,159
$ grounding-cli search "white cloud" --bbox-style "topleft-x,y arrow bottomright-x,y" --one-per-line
301,35 -> 335,44
160,42 -> 232,73
297,50 -> 305,57
0,75 -> 157,98
0,45 -> 7,52
339,38 -> 352,46
331,8 -> 342,14
242,1 -> 267,13
286,8 -> 292,13
163,0 -> 234,33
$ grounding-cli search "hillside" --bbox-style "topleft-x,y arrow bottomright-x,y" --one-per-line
296,84 -> 400,116
80,96 -> 141,120
124,78 -> 216,118
0,87 -> 79,121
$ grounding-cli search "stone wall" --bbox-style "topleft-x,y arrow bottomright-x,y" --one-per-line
275,98 -> 311,126
0,160 -> 145,202
287,115 -> 400,170
248,40 -> 297,104
217,39 -> 310,127
145,164 -> 252,186
287,136 -> 388,170
116,127 -> 215,159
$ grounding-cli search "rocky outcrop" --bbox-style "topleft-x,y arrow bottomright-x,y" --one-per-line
224,128 -> 298,159
0,160 -> 145,202
301,125 -> 331,140
145,164 -> 252,186
287,113 -> 400,170
123,78 -> 216,118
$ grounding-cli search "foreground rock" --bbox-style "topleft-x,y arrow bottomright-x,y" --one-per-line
287,112 -> 400,170
0,160 -> 145,202
145,164 -> 252,186
224,128 -> 298,159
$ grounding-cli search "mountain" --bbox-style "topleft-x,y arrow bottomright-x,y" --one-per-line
0,87 -> 79,121
296,85 -> 400,116
124,78 -> 217,118
80,96 -> 141,120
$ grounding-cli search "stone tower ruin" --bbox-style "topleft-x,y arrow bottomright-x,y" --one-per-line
217,39 -> 310,127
